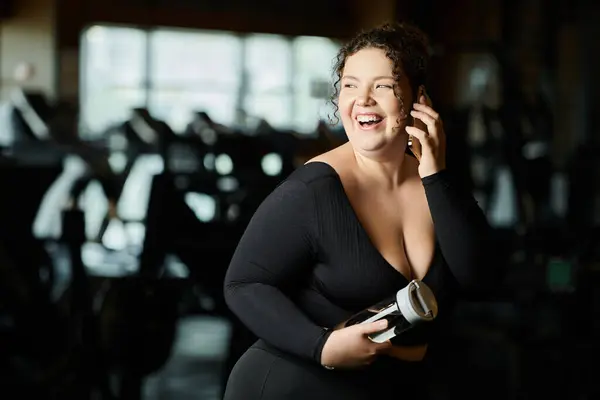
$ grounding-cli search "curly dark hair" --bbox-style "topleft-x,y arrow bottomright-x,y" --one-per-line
329,21 -> 431,125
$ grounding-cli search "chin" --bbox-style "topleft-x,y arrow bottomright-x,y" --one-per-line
349,138 -> 395,159
350,132 -> 408,158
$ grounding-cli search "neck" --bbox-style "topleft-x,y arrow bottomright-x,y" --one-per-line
351,139 -> 411,190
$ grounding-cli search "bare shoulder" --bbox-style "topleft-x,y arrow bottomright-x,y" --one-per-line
305,142 -> 355,177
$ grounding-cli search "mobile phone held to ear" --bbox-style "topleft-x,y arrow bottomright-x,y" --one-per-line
407,86 -> 426,161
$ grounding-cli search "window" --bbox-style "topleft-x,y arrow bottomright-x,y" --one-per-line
80,26 -> 148,134
148,29 -> 243,131
78,26 -> 341,251
292,36 -> 341,131
80,25 -> 341,136
242,33 -> 293,129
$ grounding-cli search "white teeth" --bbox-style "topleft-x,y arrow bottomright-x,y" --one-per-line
357,115 -> 382,122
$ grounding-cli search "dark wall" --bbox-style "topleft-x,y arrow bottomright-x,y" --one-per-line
56,0 -> 357,49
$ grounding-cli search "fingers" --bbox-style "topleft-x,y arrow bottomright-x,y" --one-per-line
361,319 -> 388,335
412,103 -> 439,120
414,87 -> 438,119
410,102 -> 443,144
405,126 -> 429,144
410,109 -> 437,128
417,88 -> 432,107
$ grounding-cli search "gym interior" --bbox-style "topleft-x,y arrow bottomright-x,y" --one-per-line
1,0 -> 599,398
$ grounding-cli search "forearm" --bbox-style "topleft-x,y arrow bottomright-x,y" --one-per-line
224,280 -> 332,363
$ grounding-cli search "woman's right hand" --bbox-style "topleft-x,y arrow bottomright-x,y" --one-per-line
320,319 -> 392,369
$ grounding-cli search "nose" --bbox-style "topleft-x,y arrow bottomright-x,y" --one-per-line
356,87 -> 376,107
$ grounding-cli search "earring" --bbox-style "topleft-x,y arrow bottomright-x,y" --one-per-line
407,134 -> 421,161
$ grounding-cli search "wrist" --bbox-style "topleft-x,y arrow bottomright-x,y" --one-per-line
418,163 -> 445,178
320,329 -> 339,369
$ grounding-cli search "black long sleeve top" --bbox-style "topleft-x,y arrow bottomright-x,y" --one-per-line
224,161 -> 499,364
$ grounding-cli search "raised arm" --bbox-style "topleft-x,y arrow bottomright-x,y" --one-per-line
408,94 -> 501,292
422,169 -> 501,291
223,179 -> 330,363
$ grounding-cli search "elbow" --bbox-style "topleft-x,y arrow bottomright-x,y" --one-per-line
223,274 -> 263,315
223,269 -> 242,312
223,276 -> 242,311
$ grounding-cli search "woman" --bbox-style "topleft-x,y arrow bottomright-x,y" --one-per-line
223,21 -> 498,399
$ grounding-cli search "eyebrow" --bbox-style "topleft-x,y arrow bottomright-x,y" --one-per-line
342,75 -> 395,81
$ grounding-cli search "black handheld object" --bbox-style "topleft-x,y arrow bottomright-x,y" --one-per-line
407,86 -> 427,161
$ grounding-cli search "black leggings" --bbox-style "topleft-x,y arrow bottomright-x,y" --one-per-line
223,340 -> 429,400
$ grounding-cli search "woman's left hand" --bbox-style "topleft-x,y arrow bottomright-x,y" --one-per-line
406,93 -> 447,178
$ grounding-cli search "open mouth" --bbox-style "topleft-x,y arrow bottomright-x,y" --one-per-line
356,114 -> 384,129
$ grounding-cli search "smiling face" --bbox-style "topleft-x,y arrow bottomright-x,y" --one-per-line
338,47 -> 414,158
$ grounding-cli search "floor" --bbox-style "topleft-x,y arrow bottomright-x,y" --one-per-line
49,241 -> 235,400
144,316 -> 232,400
